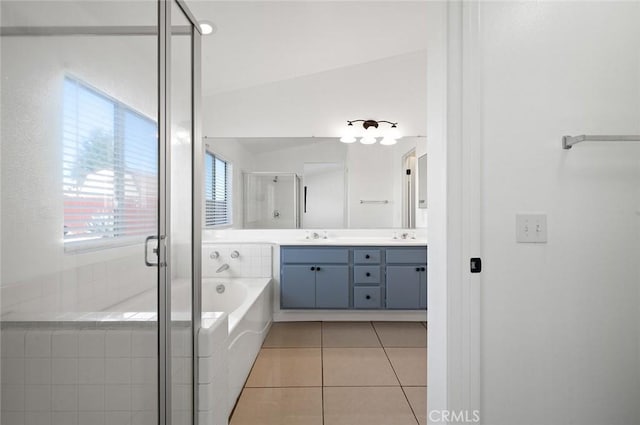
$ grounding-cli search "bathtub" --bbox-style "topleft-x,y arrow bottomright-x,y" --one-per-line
106,276 -> 273,421
200,277 -> 273,416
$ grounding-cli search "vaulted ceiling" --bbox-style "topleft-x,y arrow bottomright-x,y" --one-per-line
186,1 -> 430,95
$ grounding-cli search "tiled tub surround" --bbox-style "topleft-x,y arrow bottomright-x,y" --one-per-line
1,247 -> 156,319
0,319 -> 200,425
202,243 -> 273,279
1,276 -> 273,425
83,278 -> 273,425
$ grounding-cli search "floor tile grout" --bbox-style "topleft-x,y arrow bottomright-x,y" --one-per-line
373,321 -> 420,425
238,321 -> 426,425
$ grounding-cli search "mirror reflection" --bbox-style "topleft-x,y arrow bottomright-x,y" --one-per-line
204,136 -> 426,229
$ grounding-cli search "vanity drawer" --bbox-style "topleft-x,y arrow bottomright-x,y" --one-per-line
353,287 -> 382,309
281,247 -> 349,264
353,249 -> 381,264
353,266 -> 381,284
385,248 -> 427,264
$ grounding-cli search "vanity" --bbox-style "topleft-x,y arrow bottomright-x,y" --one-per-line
280,244 -> 427,310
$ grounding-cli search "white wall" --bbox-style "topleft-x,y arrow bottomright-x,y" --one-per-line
203,50 -> 427,139
478,2 -> 640,424
1,35 -> 158,315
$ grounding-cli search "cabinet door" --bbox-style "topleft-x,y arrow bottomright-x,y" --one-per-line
315,265 -> 350,309
281,265 -> 316,308
386,266 -> 421,309
419,269 -> 427,310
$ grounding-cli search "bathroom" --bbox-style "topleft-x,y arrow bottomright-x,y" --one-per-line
2,1 -> 640,425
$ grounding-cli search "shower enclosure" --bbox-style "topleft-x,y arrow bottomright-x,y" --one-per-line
243,172 -> 300,229
0,1 -> 202,424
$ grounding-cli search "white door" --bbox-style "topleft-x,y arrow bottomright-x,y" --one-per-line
302,162 -> 346,228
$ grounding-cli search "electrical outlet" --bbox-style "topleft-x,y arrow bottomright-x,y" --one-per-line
516,214 -> 547,243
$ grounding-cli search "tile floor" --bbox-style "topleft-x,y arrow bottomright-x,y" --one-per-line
230,321 -> 427,425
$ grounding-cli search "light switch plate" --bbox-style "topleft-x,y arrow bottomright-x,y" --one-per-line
516,214 -> 547,243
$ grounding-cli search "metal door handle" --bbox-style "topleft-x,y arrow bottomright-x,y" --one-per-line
145,235 -> 166,267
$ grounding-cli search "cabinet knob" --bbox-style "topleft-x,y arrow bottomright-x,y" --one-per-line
365,254 -> 370,259
316,267 -> 321,271
366,272 -> 371,277
365,295 -> 371,300
421,267 -> 426,272
416,267 -> 421,272
310,267 -> 316,271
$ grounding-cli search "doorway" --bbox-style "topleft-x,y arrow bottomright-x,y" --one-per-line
402,149 -> 417,229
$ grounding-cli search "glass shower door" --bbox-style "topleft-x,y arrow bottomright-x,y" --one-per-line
243,172 -> 300,228
0,2 -> 162,424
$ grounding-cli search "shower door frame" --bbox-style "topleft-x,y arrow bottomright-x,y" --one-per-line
159,1 -> 203,424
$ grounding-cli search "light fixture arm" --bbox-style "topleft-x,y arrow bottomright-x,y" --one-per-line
347,119 -> 398,130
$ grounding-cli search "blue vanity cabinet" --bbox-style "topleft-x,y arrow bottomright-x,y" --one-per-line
315,265 -> 350,308
353,248 -> 383,309
385,247 -> 427,310
280,247 -> 350,309
281,245 -> 427,310
281,265 -> 316,308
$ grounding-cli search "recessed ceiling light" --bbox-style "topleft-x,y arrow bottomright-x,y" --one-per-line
199,21 -> 216,35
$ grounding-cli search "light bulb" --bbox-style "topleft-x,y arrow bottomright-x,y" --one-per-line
360,135 -> 377,145
199,21 -> 216,35
340,122 -> 357,143
380,137 -> 397,146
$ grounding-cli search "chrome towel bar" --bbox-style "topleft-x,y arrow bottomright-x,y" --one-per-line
562,135 -> 640,149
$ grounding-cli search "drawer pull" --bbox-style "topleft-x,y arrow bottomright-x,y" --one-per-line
365,254 -> 371,259
365,295 -> 371,300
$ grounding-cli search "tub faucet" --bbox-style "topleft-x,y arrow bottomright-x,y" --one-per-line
216,263 -> 230,273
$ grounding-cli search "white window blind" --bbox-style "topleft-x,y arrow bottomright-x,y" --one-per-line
63,77 -> 158,247
205,152 -> 232,227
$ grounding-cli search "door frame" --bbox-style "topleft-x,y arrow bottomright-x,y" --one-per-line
158,1 -> 203,424
427,1 -> 482,423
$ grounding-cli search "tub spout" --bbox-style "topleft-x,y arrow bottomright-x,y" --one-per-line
216,263 -> 230,273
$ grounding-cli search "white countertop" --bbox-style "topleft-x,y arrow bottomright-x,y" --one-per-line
279,238 -> 427,246
203,229 -> 428,246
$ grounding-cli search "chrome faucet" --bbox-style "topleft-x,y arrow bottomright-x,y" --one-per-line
311,232 -> 320,239
216,263 -> 230,273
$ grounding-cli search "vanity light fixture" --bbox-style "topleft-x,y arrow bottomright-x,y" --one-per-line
340,119 -> 402,145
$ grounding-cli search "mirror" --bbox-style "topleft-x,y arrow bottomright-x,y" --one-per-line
204,136 -> 426,229
418,154 -> 427,209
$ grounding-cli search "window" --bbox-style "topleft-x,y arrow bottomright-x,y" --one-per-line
63,77 -> 158,248
205,152 -> 232,227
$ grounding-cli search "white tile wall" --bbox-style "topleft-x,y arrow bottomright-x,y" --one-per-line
1,251 -> 156,318
0,325 -> 167,425
202,243 -> 272,278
